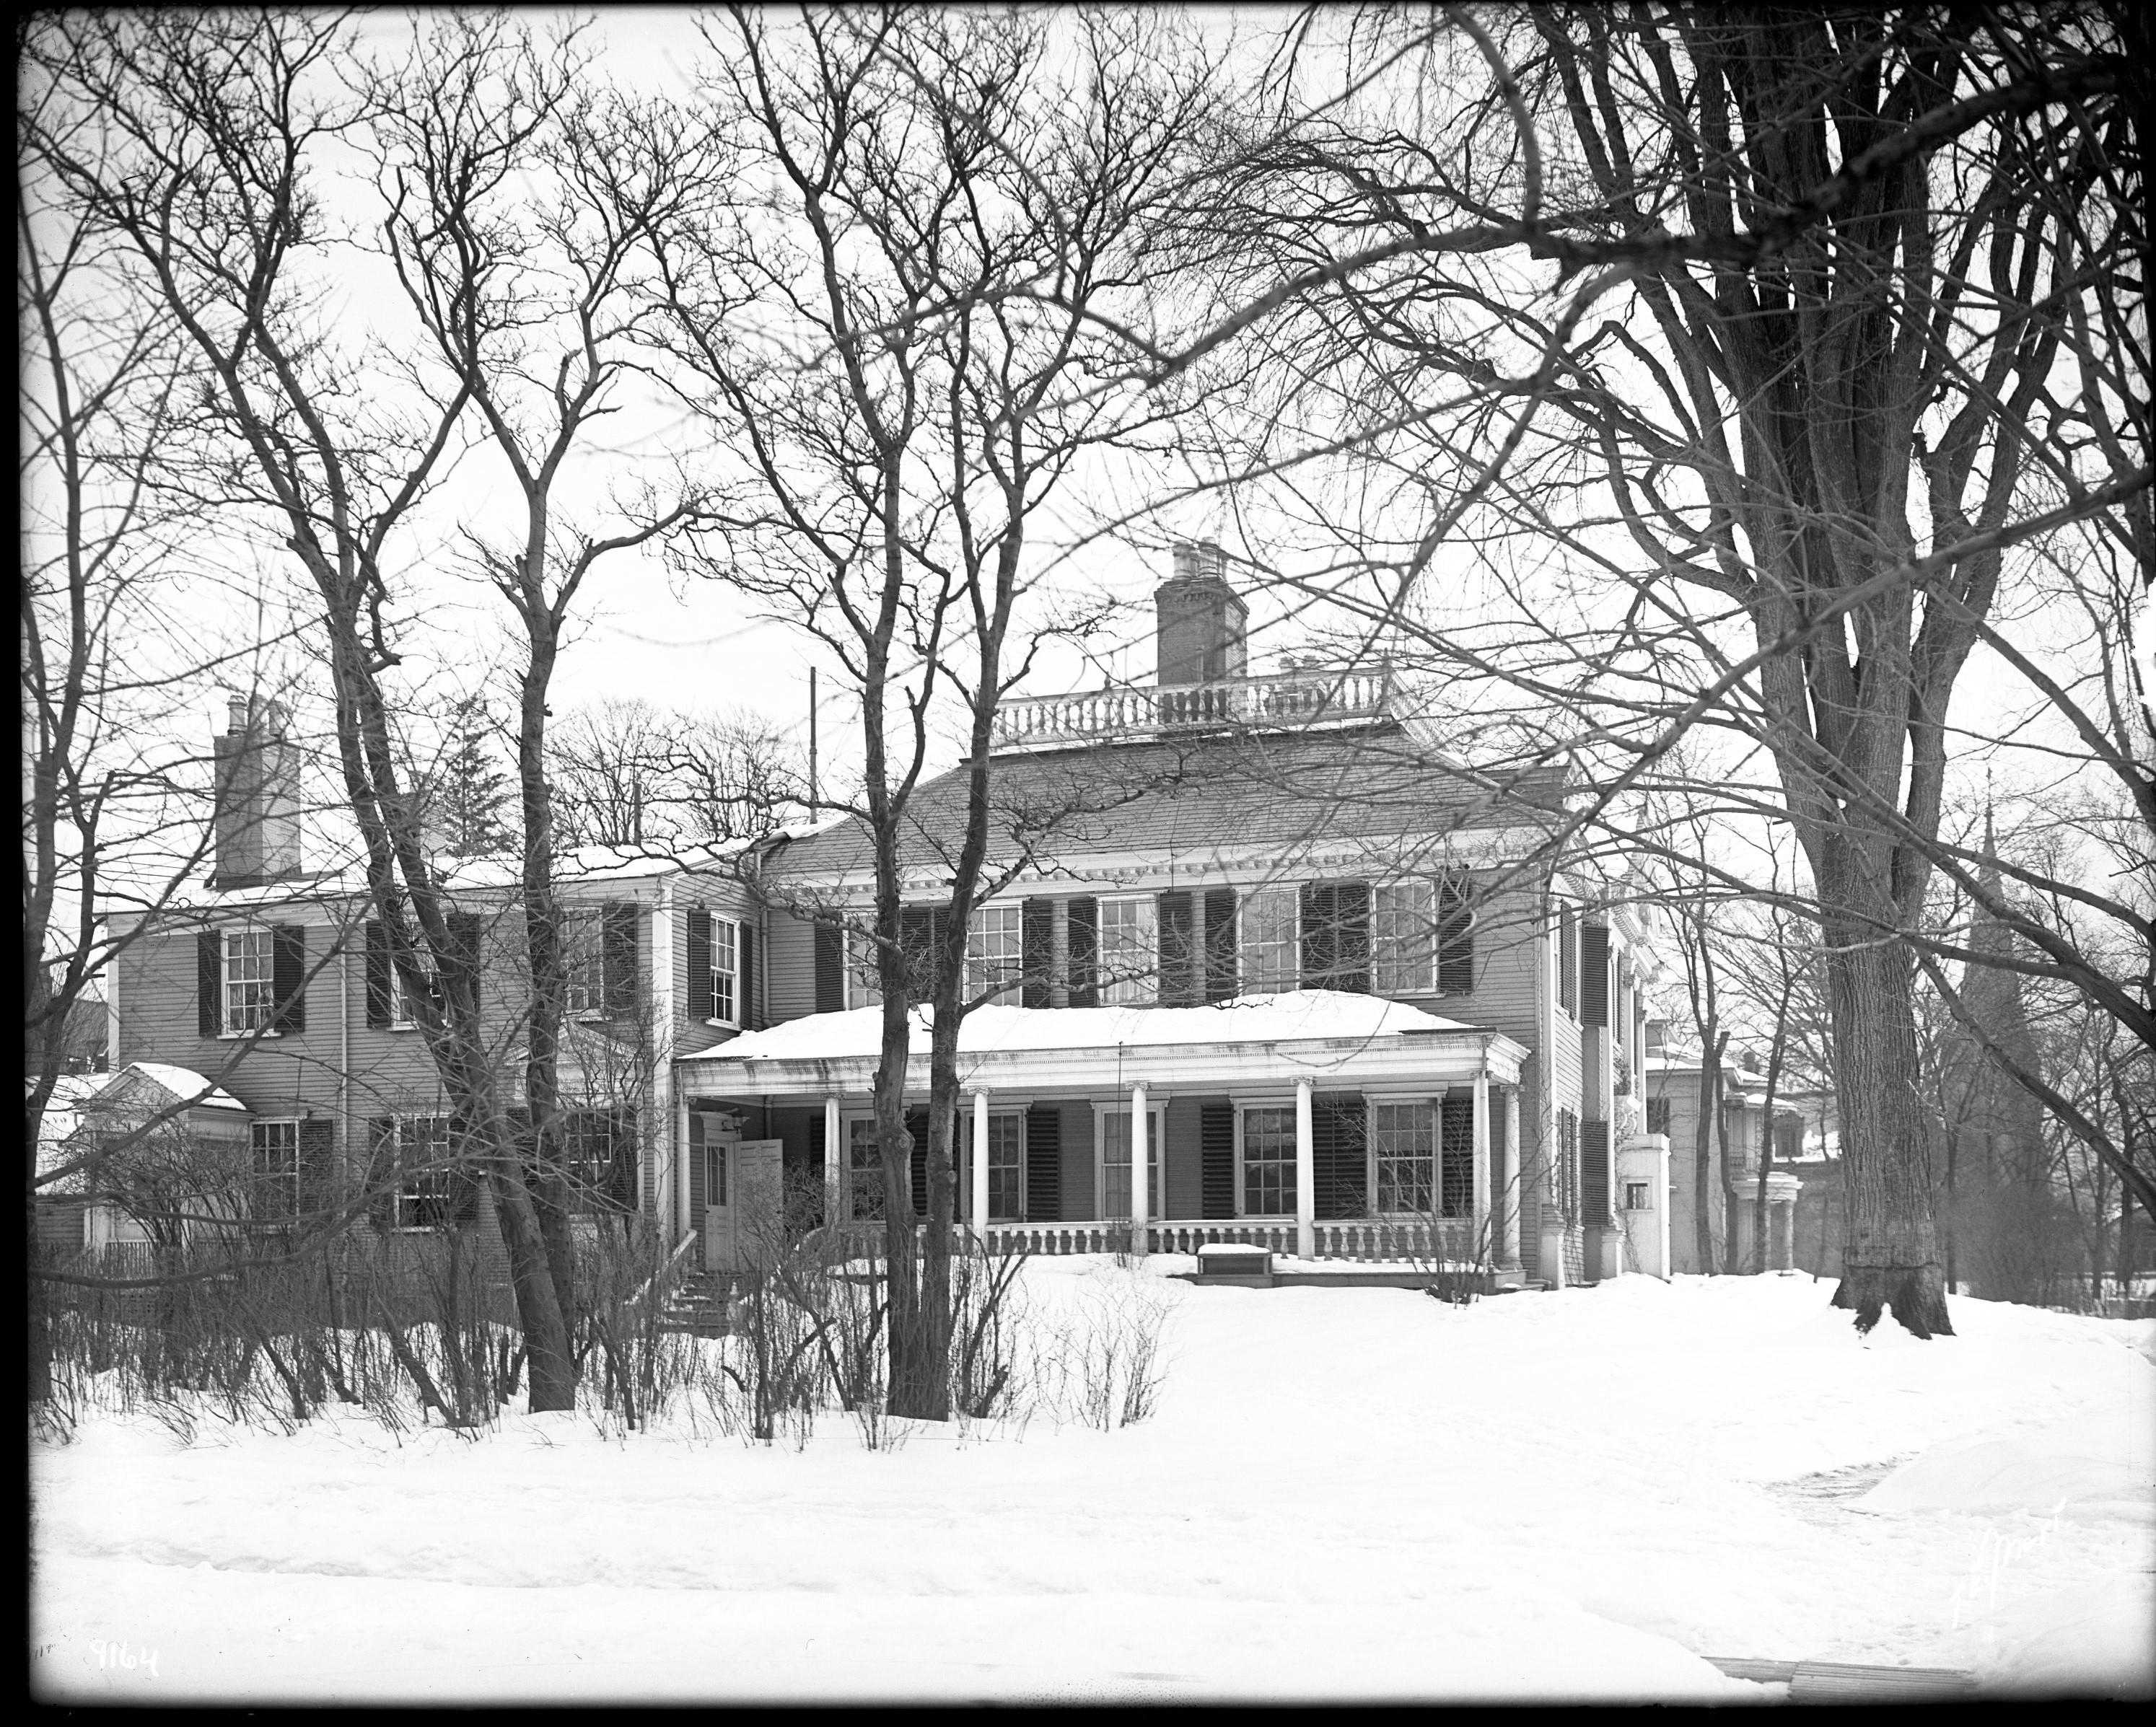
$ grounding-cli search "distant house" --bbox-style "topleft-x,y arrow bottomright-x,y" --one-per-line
1643,1027 -> 1805,1273
103,543 -> 1680,1291
32,1063 -> 251,1254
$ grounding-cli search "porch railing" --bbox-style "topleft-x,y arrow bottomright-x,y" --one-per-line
807,1216 -> 1473,1264
992,665 -> 1394,748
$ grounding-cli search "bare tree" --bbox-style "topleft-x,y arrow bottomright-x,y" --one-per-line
549,697 -> 802,849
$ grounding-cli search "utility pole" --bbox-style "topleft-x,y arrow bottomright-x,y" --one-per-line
808,664 -> 819,818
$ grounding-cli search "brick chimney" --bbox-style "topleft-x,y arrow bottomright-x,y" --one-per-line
1154,540 -> 1248,686
211,695 -> 302,888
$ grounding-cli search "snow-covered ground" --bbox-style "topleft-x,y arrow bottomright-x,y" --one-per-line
31,1265 -> 2155,1703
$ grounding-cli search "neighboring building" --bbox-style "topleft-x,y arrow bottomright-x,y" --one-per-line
1643,1027 -> 1804,1274
32,1063 -> 251,1255
103,545 -> 1675,1291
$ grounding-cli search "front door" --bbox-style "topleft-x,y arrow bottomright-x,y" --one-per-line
705,1138 -> 785,1273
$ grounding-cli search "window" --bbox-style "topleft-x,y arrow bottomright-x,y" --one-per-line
564,911 -> 605,1017
223,928 -> 276,1032
965,903 -> 1024,1005
960,1111 -> 1026,1223
564,1107 -> 633,1212
1240,1105 -> 1297,1216
1646,1097 -> 1673,1136
1372,882 -> 1436,995
709,917 -> 738,1024
1099,897 -> 1157,1006
394,1116 -> 452,1231
1099,1107 -> 1164,1219
1240,887 -> 1298,996
706,1138 -> 728,1209
848,927 -> 882,1008
1370,1102 -> 1437,1214
389,939 -> 438,1028
1624,1182 -> 1651,1211
250,1120 -> 300,1218
848,1118 -> 884,1221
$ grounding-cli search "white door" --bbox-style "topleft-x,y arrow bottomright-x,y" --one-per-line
708,1139 -> 785,1273
701,1130 -> 736,1273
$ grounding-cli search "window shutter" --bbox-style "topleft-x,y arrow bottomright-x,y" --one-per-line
448,1112 -> 482,1227
1582,1119 -> 1611,1225
1157,889 -> 1197,1008
364,921 -> 393,1027
739,920 -> 759,1029
602,902 -> 640,1016
1582,924 -> 1611,1027
608,1107 -> 640,1212
366,1117 -> 399,1233
1203,887 -> 1238,1004
686,908 -> 715,1020
1438,1095 -> 1475,1219
900,905 -> 935,1001
1200,1102 -> 1236,1219
1312,1094 -> 1367,1220
905,1107 -> 931,1218
198,930 -> 222,1037
441,910 -> 482,1005
272,924 -> 307,1032
1024,1104 -> 1061,1223
297,1117 -> 336,1218
1300,882 -> 1331,988
1333,883 -> 1370,993
1437,876 -> 1476,995
1065,897 -> 1098,1008
809,1111 -> 828,1224
1021,897 -> 1053,1009
813,923 -> 844,1014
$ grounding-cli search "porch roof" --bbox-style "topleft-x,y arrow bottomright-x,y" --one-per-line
678,990 -> 1529,1099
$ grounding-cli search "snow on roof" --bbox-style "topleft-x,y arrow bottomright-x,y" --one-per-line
685,989 -> 1480,1066
107,1063 -> 248,1112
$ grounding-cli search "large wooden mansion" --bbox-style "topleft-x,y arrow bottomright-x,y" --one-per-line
98,542 -> 1676,1289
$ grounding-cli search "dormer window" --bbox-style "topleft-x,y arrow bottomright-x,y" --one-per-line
1239,888 -> 1298,996
1098,896 -> 1156,1005
965,903 -> 1023,1005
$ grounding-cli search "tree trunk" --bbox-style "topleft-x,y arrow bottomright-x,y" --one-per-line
486,1164 -> 577,1410
1825,933 -> 1953,1337
1694,1025 -> 1723,1273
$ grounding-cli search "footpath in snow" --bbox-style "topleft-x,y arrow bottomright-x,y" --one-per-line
31,1265 -> 2156,1703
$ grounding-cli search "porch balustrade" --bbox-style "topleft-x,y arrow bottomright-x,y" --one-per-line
811,1216 -> 1469,1263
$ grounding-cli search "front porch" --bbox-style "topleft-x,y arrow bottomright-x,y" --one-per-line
669,993 -> 1535,1277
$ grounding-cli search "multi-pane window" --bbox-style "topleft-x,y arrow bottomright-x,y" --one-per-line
848,1118 -> 884,1221
1240,888 -> 1299,996
564,911 -> 605,1016
983,1113 -> 1024,1222
395,1116 -> 452,1231
1099,1108 -> 1163,1219
710,918 -> 739,1024
1645,1097 -> 1673,1136
1099,897 -> 1157,1006
1372,881 -> 1437,995
965,903 -> 1024,1005
1370,1102 -> 1437,1215
250,1120 -> 299,1218
1240,1106 -> 1297,1216
564,1108 -> 631,1211
1624,1182 -> 1651,1211
389,939 -> 437,1028
847,928 -> 882,1008
223,928 -> 276,1032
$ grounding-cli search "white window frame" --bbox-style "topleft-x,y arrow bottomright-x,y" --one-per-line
393,1115 -> 453,1232
843,1114 -> 885,1222
1238,887 -> 1299,997
563,908 -> 606,1020
387,937 -> 437,1031
706,915 -> 740,1027
965,902 -> 1025,1006
958,1108 -> 1028,1223
1235,1102 -> 1297,1218
1097,895 -> 1157,1006
222,926 -> 276,1034
846,926 -> 882,1009
1093,1103 -> 1165,1220
1624,1181 -> 1652,1212
1372,880 -> 1437,996
250,1118 -> 301,1218
1367,1099 -> 1439,1217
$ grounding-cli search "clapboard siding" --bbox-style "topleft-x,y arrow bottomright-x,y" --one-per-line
1387,875 -> 1543,1053
672,871 -> 761,1058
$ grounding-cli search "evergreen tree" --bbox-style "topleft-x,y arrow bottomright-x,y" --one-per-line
433,696 -> 514,858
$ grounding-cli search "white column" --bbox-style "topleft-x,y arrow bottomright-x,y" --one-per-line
823,1094 -> 843,1229
972,1089 -> 991,1243
1130,1081 -> 1149,1256
675,1089 -> 693,1244
1501,1086 -> 1523,1273
1471,1069 -> 1491,1260
1294,1078 -> 1315,1258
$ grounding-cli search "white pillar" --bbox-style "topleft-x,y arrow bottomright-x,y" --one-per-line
1471,1069 -> 1491,1261
971,1089 -> 991,1242
1500,1086 -> 1523,1275
1294,1078 -> 1315,1258
823,1094 -> 843,1229
675,1089 -> 693,1243
1131,1081 -> 1149,1256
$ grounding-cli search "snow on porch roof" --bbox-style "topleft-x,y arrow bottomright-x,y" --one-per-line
683,990 -> 1483,1068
